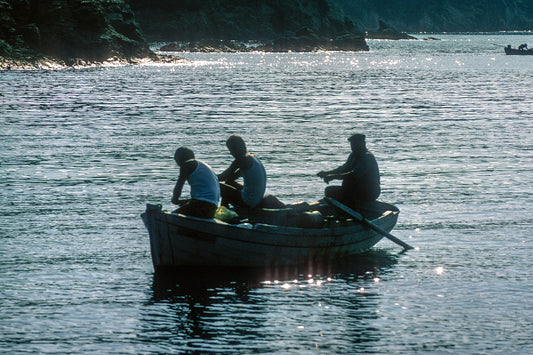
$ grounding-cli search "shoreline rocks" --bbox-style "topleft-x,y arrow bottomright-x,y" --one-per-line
158,30 -> 368,53
0,0 -> 161,70
366,20 -> 417,40
0,53 -> 187,71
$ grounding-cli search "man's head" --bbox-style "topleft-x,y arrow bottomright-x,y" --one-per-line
348,133 -> 366,154
226,135 -> 247,158
174,147 -> 195,166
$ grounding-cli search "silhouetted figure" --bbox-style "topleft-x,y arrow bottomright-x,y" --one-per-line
217,135 -> 267,209
172,147 -> 220,218
317,134 -> 381,206
518,43 -> 528,50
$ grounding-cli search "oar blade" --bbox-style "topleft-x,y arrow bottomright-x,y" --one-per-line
325,197 -> 414,251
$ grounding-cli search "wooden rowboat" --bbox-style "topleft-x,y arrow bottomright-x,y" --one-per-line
504,46 -> 533,55
141,200 -> 400,270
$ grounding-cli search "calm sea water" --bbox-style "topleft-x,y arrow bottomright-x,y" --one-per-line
1,34 -> 532,354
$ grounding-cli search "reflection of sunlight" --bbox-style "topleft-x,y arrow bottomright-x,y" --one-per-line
435,266 -> 445,275
262,276 -> 332,288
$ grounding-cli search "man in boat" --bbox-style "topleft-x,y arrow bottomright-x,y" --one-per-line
317,133 -> 381,206
171,147 -> 220,218
217,135 -> 275,209
518,43 -> 528,50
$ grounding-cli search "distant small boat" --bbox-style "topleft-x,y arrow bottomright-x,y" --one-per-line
504,45 -> 533,55
141,200 -> 400,270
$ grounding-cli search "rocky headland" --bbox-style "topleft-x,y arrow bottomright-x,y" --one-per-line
128,0 -> 368,53
1,0 -> 369,69
0,0 -> 183,70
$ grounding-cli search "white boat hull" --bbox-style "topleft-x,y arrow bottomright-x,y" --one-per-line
141,202 -> 399,269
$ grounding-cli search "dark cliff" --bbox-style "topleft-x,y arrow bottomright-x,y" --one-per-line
127,0 -> 363,41
0,0 -> 154,67
331,0 -> 533,33
126,0 -> 368,51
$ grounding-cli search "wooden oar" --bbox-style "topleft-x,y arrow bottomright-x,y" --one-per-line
325,197 -> 414,251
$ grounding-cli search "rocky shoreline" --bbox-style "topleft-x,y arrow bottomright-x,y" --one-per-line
1,1 -> 414,70
366,21 -> 417,40
158,31 -> 368,53
0,0 -> 163,70
0,53 -> 187,71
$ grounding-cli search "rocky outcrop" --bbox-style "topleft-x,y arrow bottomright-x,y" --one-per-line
0,0 -> 158,69
366,20 -> 416,40
128,0 -> 369,52
159,29 -> 368,53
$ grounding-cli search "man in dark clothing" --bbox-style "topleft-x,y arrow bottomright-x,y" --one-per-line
317,134 -> 380,206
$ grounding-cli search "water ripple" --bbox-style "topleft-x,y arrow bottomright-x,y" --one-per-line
1,34 -> 532,354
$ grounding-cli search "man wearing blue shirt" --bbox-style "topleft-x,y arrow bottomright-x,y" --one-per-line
172,147 -> 220,218
218,135 -> 267,209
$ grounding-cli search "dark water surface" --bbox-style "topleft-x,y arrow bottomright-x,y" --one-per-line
1,34 -> 532,354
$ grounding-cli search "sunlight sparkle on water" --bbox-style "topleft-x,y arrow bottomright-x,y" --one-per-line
435,266 -> 445,275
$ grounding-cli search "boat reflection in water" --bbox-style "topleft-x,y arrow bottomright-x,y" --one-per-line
139,251 -> 399,353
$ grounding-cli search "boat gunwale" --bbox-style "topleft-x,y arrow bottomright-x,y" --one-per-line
153,212 -> 386,249
145,201 -> 399,240
155,201 -> 398,233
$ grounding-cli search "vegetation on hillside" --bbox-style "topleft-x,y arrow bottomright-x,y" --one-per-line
331,0 -> 533,32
